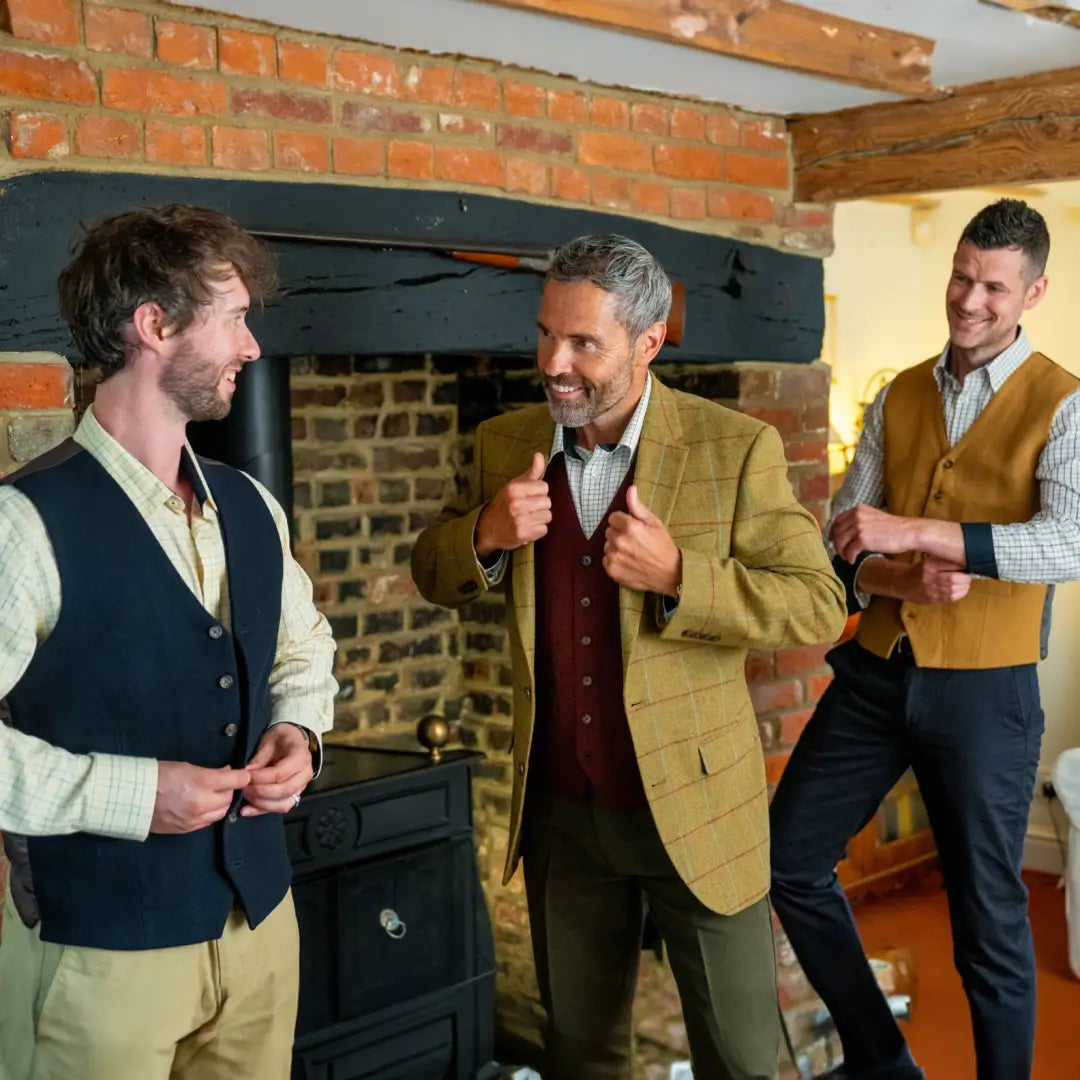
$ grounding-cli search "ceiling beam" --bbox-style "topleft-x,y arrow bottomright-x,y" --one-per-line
791,65 -> 1080,203
981,0 -> 1080,30
474,0 -> 938,98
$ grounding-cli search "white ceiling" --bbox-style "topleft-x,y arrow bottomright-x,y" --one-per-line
170,0 -> 1080,115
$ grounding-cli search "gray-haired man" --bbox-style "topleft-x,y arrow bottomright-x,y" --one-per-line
412,234 -> 846,1079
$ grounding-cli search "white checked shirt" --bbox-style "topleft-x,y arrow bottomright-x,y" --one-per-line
831,329 -> 1080,583
0,407 -> 338,841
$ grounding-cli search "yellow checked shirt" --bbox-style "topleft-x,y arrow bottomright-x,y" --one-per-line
0,407 -> 338,841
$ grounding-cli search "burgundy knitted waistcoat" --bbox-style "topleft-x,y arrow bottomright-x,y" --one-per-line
530,453 -> 647,812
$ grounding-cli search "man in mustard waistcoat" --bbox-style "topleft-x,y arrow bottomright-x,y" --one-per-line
770,199 -> 1080,1080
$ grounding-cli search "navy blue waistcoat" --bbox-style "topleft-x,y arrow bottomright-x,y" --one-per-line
4,441 -> 290,950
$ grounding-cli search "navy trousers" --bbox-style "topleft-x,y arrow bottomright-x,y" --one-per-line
770,640 -> 1044,1080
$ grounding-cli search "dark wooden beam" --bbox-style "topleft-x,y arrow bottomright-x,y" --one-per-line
981,0 -> 1080,30
475,0 -> 938,98
792,65 -> 1080,203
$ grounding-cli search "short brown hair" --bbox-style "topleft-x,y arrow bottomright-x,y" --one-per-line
57,204 -> 276,377
959,198 -> 1050,281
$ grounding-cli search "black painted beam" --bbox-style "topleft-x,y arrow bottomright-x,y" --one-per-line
0,171 -> 823,363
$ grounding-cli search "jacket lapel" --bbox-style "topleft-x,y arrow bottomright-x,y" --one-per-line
621,377 -> 687,676
508,410 -> 556,679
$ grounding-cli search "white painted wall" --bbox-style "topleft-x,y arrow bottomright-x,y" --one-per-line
823,186 -> 1080,872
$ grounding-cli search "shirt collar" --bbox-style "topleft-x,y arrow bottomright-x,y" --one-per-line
73,405 -> 217,517
549,373 -> 653,461
934,327 -> 1032,394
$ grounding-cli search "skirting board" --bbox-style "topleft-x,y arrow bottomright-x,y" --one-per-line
1023,825 -> 1067,876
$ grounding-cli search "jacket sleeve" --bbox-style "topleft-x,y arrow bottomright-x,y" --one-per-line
658,424 -> 847,650
410,428 -> 494,610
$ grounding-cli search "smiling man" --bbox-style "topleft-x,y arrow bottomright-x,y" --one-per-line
412,233 -> 846,1080
770,199 -> 1080,1080
0,205 -> 337,1080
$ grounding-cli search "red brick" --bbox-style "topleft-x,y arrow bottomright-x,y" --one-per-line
231,87 -> 331,124
590,95 -> 627,128
806,672 -> 834,703
655,144 -> 725,181
440,113 -> 492,137
278,39 -> 329,87
726,152 -> 790,189
742,118 -> 788,151
1,0 -> 78,45
785,438 -> 827,465
742,407 -> 799,437
334,136 -> 385,176
799,471 -> 831,503
434,146 -> 503,187
775,645 -> 831,677
777,365 -> 829,402
706,111 -> 739,146
505,156 -> 547,196
750,678 -> 802,714
9,110 -> 69,159
275,129 -> 328,172
578,131 -> 651,172
779,708 -> 813,745
0,364 -> 71,409
103,68 -> 225,117
456,70 -> 499,111
84,5 -> 150,56
75,114 -> 141,158
496,122 -> 570,155
145,119 -> 205,165
745,650 -> 774,682
503,79 -> 544,117
0,49 -> 97,105
671,107 -> 705,140
402,63 -> 453,104
335,49 -> 399,96
156,20 -> 216,70
631,179 -> 668,216
631,102 -> 667,135
211,125 -> 270,171
552,164 -> 589,202
591,173 -> 630,210
765,750 -> 791,786
219,28 -> 275,77
708,188 -> 774,221
386,139 -> 430,180
803,402 -> 829,432
341,102 -> 428,133
670,186 -> 706,220
547,89 -> 586,124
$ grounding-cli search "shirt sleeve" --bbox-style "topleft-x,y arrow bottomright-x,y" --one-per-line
244,478 -> 338,774
0,487 -> 158,839
989,388 -> 1080,583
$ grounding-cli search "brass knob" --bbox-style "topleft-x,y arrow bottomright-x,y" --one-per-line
416,715 -> 459,762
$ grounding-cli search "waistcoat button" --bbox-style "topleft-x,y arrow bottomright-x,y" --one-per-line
208,625 -> 224,640
223,723 -> 239,737
218,674 -> 235,690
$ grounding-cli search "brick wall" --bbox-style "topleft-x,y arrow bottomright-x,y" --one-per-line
0,0 -> 832,257
291,352 -> 835,1066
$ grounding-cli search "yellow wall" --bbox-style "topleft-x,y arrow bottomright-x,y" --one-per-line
824,187 -> 1080,869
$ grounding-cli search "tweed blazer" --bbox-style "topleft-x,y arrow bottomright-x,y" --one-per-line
412,376 -> 846,915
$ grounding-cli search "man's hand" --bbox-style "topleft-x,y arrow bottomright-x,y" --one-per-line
474,452 -> 550,558
150,763 -> 250,834
904,555 -> 973,605
241,723 -> 314,817
831,504 -> 918,563
604,485 -> 681,596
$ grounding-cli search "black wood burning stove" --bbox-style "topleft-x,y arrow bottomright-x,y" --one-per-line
285,745 -> 496,1080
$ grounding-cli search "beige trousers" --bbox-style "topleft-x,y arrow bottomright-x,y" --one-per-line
0,887 -> 299,1080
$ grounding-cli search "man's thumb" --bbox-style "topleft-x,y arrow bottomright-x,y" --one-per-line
626,485 -> 653,522
526,452 -> 546,481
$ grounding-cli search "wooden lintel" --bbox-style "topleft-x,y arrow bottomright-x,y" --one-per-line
475,0 -> 938,98
792,65 -> 1080,203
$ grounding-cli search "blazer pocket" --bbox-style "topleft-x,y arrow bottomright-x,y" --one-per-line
698,717 -> 757,777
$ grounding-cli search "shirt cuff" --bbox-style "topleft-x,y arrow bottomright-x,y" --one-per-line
961,523 -> 998,578
657,593 -> 679,625
833,552 -> 879,614
479,549 -> 508,585
86,753 -> 158,841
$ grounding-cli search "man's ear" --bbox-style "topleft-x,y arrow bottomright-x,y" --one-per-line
1024,274 -> 1048,312
638,320 -> 667,365
130,301 -> 173,352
